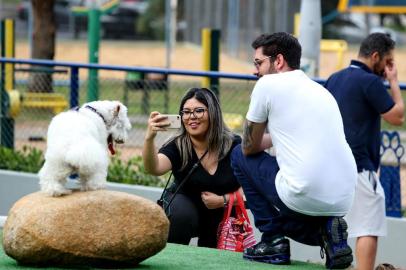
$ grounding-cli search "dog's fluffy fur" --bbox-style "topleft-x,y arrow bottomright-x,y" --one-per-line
39,100 -> 131,196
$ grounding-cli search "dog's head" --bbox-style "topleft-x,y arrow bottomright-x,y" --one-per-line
85,100 -> 132,155
108,101 -> 131,143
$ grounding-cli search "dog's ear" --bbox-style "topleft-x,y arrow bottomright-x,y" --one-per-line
113,105 -> 121,117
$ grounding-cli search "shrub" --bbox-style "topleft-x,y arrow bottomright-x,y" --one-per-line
108,154 -> 165,187
0,146 -> 164,187
0,146 -> 44,173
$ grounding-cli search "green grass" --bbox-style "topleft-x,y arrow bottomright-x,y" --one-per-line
0,230 -> 324,270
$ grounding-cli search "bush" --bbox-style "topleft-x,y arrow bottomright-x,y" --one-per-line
0,146 -> 44,173
108,154 -> 165,187
0,146 -> 164,187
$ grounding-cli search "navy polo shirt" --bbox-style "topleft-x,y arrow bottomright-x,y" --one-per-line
324,60 -> 395,172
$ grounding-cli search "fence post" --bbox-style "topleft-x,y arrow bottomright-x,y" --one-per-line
202,28 -> 220,97
298,0 -> 321,77
87,8 -> 100,102
0,19 -> 15,149
70,67 -> 79,108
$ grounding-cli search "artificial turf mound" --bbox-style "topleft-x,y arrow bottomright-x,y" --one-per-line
1,230 -> 325,270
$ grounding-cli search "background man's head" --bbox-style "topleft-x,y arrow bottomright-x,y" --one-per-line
358,33 -> 395,77
251,32 -> 301,77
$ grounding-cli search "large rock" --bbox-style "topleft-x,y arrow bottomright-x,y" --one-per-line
2,190 -> 169,268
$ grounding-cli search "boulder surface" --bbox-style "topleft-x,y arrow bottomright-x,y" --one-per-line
2,190 -> 169,268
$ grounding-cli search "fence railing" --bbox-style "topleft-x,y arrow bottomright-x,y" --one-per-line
0,57 -> 258,152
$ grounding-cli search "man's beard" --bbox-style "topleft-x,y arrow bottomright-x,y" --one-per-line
372,63 -> 385,77
257,65 -> 277,78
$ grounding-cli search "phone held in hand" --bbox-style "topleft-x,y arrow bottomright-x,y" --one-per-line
162,114 -> 181,129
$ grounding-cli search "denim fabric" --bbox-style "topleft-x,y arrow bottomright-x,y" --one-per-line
231,145 -> 327,246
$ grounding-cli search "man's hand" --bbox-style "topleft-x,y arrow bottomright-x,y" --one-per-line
384,61 -> 398,84
382,61 -> 404,126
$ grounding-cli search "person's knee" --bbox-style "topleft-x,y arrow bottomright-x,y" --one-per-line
171,208 -> 196,226
168,204 -> 199,243
169,197 -> 199,230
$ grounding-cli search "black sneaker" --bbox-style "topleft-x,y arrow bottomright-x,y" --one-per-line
320,217 -> 353,269
243,237 -> 291,265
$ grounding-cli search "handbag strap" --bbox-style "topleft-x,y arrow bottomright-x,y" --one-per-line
222,191 -> 235,222
158,172 -> 173,202
234,192 -> 251,224
164,149 -> 209,212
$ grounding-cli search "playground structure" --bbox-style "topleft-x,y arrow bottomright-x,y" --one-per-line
0,19 -> 70,118
338,0 -> 406,13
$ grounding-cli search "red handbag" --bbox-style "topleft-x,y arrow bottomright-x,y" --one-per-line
217,191 -> 256,252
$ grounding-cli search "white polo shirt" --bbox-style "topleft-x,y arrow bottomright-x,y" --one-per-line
247,70 -> 357,216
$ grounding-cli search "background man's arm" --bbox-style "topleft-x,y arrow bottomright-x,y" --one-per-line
241,120 -> 270,155
382,63 -> 404,126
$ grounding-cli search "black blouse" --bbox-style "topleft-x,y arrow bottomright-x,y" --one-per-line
159,135 -> 241,198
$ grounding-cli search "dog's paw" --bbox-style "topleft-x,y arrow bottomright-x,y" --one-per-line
80,184 -> 105,192
43,188 -> 72,197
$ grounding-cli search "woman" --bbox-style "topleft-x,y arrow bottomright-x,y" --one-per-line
142,87 -> 242,248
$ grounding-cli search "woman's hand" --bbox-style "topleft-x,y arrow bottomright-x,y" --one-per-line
145,111 -> 171,141
201,191 -> 224,209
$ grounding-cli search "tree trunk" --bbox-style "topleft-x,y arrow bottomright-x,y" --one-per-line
28,0 -> 56,92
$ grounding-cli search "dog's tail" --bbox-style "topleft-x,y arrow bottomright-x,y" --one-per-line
64,140 -> 109,176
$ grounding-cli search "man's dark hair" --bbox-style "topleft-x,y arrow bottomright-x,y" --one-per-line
251,32 -> 301,69
359,32 -> 395,58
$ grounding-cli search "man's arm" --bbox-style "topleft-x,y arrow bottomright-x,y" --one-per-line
241,120 -> 269,155
382,62 -> 404,126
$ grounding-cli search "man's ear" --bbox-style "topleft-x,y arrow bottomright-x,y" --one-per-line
371,51 -> 381,62
275,54 -> 285,71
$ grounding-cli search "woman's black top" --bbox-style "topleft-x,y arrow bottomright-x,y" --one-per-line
159,135 -> 241,198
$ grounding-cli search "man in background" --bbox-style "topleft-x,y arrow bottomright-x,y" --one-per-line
325,32 -> 404,270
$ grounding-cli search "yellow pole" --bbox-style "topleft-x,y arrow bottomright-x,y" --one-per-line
294,13 -> 300,37
337,0 -> 349,12
4,19 -> 15,92
202,28 -> 210,88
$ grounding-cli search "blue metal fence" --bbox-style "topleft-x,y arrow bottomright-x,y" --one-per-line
2,58 -> 405,107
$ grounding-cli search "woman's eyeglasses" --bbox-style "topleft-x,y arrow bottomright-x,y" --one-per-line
180,107 -> 207,120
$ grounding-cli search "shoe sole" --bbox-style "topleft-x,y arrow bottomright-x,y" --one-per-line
327,253 -> 353,269
325,217 -> 353,269
330,217 -> 347,244
243,253 -> 291,265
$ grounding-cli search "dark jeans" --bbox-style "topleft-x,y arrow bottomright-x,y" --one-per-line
231,145 -> 327,246
167,193 -> 223,248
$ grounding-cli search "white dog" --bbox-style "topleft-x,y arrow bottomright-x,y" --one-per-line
39,100 -> 132,196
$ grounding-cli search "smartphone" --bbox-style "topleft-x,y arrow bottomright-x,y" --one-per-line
162,114 -> 181,129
